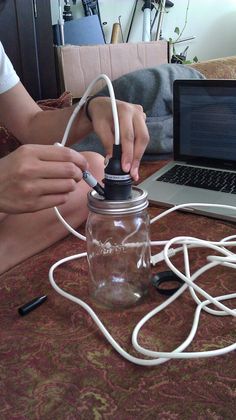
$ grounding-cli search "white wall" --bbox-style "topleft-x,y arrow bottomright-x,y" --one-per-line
51,0 -> 236,61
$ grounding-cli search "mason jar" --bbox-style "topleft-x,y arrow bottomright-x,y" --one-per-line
86,187 -> 151,309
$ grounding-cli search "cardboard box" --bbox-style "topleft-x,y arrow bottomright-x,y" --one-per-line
56,41 -> 169,98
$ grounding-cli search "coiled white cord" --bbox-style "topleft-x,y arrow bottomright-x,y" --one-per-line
49,74 -> 236,366
49,215 -> 236,366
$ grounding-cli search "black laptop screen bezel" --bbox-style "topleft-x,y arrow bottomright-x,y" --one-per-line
173,79 -> 236,170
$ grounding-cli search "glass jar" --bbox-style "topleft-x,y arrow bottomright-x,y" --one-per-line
86,187 -> 151,309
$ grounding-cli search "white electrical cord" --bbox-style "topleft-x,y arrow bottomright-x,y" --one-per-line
49,74 -> 236,366
53,73 -> 120,239
60,73 -> 120,147
49,216 -> 236,366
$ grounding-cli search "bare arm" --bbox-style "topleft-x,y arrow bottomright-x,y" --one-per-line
0,80 -> 149,214
0,82 -> 93,214
0,81 -> 149,180
0,82 -> 92,145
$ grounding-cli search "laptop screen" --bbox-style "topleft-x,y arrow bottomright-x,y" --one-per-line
173,79 -> 236,169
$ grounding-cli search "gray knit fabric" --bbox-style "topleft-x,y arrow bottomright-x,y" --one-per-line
72,63 -> 205,158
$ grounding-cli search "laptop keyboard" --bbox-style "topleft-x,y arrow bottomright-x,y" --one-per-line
158,164 -> 236,194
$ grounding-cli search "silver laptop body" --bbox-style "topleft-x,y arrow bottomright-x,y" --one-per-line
139,79 -> 236,222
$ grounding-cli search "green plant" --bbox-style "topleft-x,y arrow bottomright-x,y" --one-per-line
168,0 -> 198,64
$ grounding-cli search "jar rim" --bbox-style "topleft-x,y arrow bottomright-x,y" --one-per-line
87,186 -> 149,215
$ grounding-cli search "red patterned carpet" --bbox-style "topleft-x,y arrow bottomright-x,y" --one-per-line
0,161 -> 236,419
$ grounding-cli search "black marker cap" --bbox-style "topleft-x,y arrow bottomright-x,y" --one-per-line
18,295 -> 47,316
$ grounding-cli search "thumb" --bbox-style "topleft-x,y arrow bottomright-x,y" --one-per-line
95,121 -> 115,157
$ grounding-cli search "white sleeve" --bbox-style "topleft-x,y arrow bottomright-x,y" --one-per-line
0,41 -> 19,94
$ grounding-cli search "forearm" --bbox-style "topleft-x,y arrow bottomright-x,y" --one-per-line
0,82 -> 93,146
0,82 -> 150,180
26,103 -> 92,146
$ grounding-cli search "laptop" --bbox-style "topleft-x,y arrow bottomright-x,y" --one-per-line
139,79 -> 236,222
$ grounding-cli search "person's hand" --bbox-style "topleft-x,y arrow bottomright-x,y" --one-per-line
88,97 -> 149,181
0,144 -> 88,214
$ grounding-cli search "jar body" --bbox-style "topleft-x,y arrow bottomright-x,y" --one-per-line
86,208 -> 151,309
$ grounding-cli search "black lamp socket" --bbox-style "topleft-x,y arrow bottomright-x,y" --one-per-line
103,144 -> 132,201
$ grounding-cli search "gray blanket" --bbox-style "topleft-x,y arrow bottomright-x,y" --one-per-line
73,63 -> 205,158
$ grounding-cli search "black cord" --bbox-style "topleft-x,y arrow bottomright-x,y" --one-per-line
126,0 -> 139,42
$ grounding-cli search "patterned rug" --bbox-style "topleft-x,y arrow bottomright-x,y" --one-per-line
0,161 -> 235,419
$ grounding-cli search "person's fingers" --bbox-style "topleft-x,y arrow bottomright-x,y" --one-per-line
118,104 -> 149,179
13,178 -> 77,212
24,193 -> 71,213
16,177 -> 82,213
130,110 -> 150,181
118,110 -> 135,173
38,161 -> 84,182
36,178 -> 77,195
19,144 -> 88,171
93,119 -> 115,158
89,98 -> 149,179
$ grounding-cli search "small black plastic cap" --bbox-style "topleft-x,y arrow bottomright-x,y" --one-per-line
18,295 -> 47,316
